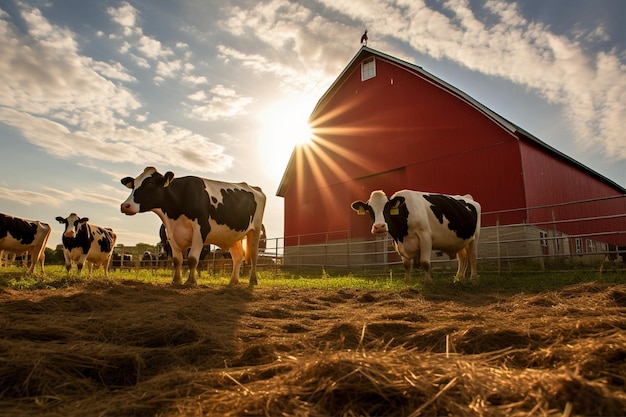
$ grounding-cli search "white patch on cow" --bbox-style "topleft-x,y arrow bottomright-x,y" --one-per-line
121,167 -> 157,215
367,190 -> 390,234
206,219 -> 252,249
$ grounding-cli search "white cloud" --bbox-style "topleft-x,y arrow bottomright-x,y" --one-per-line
155,59 -> 182,79
187,84 -> 254,121
0,181 -> 122,211
87,58 -> 136,82
107,2 -> 137,28
219,1 -> 355,85
0,186 -> 63,207
130,53 -> 150,68
183,74 -> 208,85
0,3 -> 234,173
188,90 -> 207,101
137,34 -> 174,59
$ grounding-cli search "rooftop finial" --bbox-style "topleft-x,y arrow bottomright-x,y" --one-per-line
360,29 -> 368,47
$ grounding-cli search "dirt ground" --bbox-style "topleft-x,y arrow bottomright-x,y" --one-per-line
0,278 -> 625,417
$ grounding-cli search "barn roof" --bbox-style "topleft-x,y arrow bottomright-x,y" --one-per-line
277,46 -> 625,196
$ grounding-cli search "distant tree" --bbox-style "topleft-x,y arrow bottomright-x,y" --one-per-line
45,246 -> 65,265
135,242 -> 157,254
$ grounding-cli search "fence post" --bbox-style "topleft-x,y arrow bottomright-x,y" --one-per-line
551,210 -> 558,256
496,218 -> 501,276
325,232 -> 328,269
297,235 -> 301,266
347,230 -> 351,268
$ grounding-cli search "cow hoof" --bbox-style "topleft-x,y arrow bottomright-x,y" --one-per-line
184,280 -> 197,287
249,277 -> 258,286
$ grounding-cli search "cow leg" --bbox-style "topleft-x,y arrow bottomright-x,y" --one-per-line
184,256 -> 198,286
402,256 -> 413,283
103,255 -> 111,277
37,252 -> 46,275
229,241 -> 245,285
185,239 -> 205,286
454,248 -> 469,283
418,238 -> 433,284
25,249 -> 36,275
467,239 -> 478,280
63,251 -> 72,275
171,250 -> 184,285
245,228 -> 260,286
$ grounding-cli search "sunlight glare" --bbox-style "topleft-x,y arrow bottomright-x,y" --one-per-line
258,98 -> 314,181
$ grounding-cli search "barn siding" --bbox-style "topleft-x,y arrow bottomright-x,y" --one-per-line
520,141 -> 626,246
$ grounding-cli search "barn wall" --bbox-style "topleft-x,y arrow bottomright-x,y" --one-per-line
519,141 -> 626,246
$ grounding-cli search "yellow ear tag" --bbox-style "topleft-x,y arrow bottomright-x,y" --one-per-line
390,207 -> 399,215
163,178 -> 171,188
357,207 -> 366,215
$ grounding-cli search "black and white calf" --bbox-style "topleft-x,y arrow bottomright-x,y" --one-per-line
0,213 -> 51,274
120,167 -> 266,286
55,213 -> 117,276
352,190 -> 481,283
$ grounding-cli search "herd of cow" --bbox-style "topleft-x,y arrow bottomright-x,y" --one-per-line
1,166 -> 488,286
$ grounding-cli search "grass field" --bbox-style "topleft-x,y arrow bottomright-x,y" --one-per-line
1,265 -> 625,416
1,263 -> 624,293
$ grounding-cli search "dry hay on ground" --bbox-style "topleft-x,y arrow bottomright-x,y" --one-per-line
0,280 -> 625,416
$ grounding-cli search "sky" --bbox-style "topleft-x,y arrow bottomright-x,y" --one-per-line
0,0 -> 625,249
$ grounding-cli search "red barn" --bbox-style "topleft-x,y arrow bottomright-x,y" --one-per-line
277,47 -> 625,264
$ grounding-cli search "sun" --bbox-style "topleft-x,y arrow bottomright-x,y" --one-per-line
258,97 -> 314,180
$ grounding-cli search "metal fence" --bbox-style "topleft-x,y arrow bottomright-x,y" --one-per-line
10,195 -> 619,277
258,194 -> 626,276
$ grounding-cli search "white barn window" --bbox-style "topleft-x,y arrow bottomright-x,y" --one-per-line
361,58 -> 376,81
575,238 -> 583,254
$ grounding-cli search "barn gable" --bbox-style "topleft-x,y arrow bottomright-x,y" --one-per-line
277,46 -> 625,245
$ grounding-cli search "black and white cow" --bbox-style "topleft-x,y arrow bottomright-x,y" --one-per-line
0,213 -> 51,274
55,213 -> 117,276
120,166 -> 266,286
352,190 -> 481,284
111,253 -> 133,271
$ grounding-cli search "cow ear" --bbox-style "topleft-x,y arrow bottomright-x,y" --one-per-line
164,171 -> 175,187
121,177 -> 134,189
351,201 -> 368,215
79,217 -> 89,223
389,196 -> 405,216
55,216 -> 64,223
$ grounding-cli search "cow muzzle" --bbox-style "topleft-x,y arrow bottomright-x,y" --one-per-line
120,203 -> 137,216
371,223 -> 388,234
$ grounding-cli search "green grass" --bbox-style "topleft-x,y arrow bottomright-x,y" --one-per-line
1,264 -> 624,294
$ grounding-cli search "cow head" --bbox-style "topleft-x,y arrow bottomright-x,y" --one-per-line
351,190 -> 406,235
55,213 -> 89,238
120,167 -> 175,215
